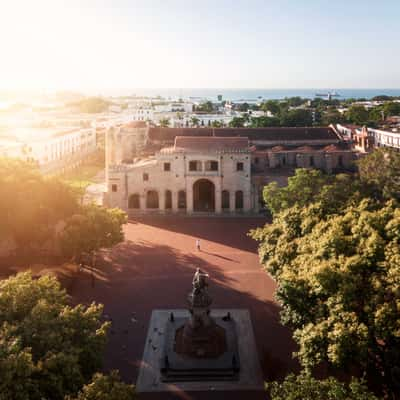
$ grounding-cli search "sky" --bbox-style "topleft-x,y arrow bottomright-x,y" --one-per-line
0,0 -> 399,91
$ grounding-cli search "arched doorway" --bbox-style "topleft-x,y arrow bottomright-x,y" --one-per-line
128,193 -> 140,209
146,191 -> 159,209
165,190 -> 172,209
193,179 -> 215,212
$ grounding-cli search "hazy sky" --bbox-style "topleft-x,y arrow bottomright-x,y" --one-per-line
0,0 -> 399,90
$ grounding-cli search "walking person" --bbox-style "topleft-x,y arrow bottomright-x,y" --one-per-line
196,239 -> 201,252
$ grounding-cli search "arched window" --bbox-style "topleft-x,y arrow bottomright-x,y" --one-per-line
128,194 -> 140,209
146,191 -> 159,209
178,190 -> 186,209
165,190 -> 172,209
222,190 -> 230,210
235,191 -> 244,210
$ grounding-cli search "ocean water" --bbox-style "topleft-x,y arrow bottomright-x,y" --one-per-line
103,88 -> 400,102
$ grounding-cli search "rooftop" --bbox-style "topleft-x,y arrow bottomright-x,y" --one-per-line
170,136 -> 249,153
148,127 -> 341,142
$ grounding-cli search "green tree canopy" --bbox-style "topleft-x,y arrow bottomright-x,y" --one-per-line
358,147 -> 400,201
346,105 -> 370,125
211,120 -> 224,128
158,118 -> 170,128
190,116 -> 200,127
60,204 -> 127,261
252,152 -> 400,397
0,272 -> 110,399
260,100 -> 281,116
0,158 -> 78,251
228,117 -> 246,128
194,101 -> 214,113
67,371 -> 135,400
280,109 -> 313,127
267,373 -> 377,400
250,116 -> 280,127
321,108 -> 345,125
383,101 -> 400,117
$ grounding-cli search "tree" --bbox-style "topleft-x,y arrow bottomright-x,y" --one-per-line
260,100 -> 281,116
252,163 -> 400,397
0,272 -> 110,399
0,158 -> 79,253
228,117 -> 246,128
190,116 -> 200,127
250,116 -> 280,127
358,147 -> 400,201
159,118 -> 170,128
383,101 -> 400,117
236,102 -> 250,112
280,109 -> 313,127
263,169 -> 329,214
67,371 -> 135,400
285,96 -> 306,107
195,101 -> 214,113
322,108 -> 345,125
346,105 -> 370,125
60,204 -> 127,262
267,373 -> 377,400
211,120 -> 224,128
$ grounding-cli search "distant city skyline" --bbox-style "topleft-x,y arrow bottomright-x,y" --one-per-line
1,0 -> 399,91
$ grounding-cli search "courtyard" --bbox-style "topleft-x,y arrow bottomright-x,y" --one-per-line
69,216 -> 298,397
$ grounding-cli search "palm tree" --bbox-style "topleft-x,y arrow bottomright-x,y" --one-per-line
159,118 -> 170,128
190,117 -> 200,127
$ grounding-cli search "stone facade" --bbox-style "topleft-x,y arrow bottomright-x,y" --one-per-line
105,126 -> 355,214
106,137 -> 253,214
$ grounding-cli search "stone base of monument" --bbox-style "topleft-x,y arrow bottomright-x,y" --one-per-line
136,309 -> 263,392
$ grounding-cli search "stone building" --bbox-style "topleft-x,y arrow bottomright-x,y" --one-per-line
106,136 -> 253,214
105,126 -> 355,214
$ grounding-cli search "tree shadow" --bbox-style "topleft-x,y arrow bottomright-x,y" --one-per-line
127,216 -> 270,253
68,239 -> 299,397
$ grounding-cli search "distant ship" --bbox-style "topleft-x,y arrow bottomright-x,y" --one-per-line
315,91 -> 341,99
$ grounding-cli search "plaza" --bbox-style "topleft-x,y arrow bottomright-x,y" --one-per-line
68,216 -> 298,398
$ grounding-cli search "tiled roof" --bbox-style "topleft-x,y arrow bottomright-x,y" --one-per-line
173,136 -> 249,153
295,145 -> 315,153
148,127 -> 340,142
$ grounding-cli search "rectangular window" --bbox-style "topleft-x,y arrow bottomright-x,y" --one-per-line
189,160 -> 201,171
164,162 -> 171,171
255,157 -> 259,164
111,184 -> 117,192
236,162 -> 244,171
143,173 -> 149,181
205,160 -> 218,171
210,161 -> 218,171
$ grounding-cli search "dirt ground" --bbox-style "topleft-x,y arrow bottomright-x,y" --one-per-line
67,216 -> 299,399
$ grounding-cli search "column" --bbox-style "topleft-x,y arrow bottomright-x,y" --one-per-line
187,188 -> 194,214
230,191 -> 236,213
172,191 -> 178,213
244,191 -> 252,213
140,193 -> 145,211
215,188 -> 222,214
159,191 -> 165,213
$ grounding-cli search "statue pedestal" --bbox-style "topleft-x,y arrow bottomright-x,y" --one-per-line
161,314 -> 239,381
136,309 -> 263,392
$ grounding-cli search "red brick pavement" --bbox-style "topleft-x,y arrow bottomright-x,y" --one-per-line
69,216 -> 299,400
